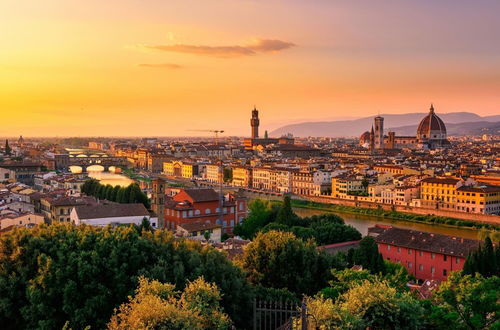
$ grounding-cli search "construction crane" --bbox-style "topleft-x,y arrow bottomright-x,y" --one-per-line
187,129 -> 225,145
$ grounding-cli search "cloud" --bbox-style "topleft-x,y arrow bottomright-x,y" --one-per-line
246,39 -> 296,53
138,63 -> 183,69
143,39 -> 295,58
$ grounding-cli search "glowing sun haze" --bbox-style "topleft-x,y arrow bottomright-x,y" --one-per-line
1,0 -> 499,137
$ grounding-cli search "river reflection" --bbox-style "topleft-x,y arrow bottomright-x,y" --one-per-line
87,171 -> 134,187
293,208 -> 481,240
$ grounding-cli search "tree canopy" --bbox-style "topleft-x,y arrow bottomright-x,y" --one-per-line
234,198 -> 361,246
462,236 -> 499,277
108,276 -> 231,330
426,272 -> 500,329
81,179 -> 150,208
237,230 -> 335,296
0,223 -> 252,329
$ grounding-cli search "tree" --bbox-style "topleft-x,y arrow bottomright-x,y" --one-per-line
427,272 -> 500,330
4,140 -> 11,156
233,199 -> 273,239
223,167 -> 232,183
351,236 -> 386,274
0,223 -> 252,329
309,278 -> 425,329
463,237 -> 499,277
104,184 -> 114,201
275,196 -> 297,226
237,230 -> 333,296
108,276 -> 231,330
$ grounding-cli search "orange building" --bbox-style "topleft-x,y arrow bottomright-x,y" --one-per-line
164,188 -> 247,235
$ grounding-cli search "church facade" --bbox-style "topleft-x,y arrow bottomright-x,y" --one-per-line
360,105 -> 450,151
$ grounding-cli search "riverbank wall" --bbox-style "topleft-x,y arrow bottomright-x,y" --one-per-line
240,191 -> 500,226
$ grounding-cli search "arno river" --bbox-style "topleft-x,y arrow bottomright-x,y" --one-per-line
73,166 -> 482,240
294,208 -> 482,240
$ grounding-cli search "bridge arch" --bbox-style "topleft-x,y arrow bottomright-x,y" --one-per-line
86,165 -> 105,172
69,165 -> 83,174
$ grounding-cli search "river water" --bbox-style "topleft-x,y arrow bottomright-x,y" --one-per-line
87,171 -> 134,187
293,208 -> 481,240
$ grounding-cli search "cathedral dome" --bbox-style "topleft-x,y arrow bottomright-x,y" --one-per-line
360,131 -> 371,145
417,104 -> 447,141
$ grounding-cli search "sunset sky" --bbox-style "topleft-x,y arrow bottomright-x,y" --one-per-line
1,0 -> 499,137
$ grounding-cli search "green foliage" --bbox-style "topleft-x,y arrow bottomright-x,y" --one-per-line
235,199 -> 361,246
309,278 -> 425,329
349,236 -> 386,274
233,199 -> 275,239
426,272 -> 500,330
276,196 -> 297,226
108,276 -> 231,330
463,237 -> 499,277
291,200 -> 500,232
0,223 -> 252,329
223,167 -> 232,183
237,230 -> 333,296
81,179 -> 150,208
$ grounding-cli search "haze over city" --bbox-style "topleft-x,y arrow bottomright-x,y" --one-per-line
1,0 -> 500,136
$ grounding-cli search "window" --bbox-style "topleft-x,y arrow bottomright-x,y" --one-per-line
195,210 -> 201,215
397,247 -> 401,253
443,255 -> 447,261
408,262 -> 412,268
431,253 -> 435,259
419,251 -> 423,257
387,245 -> 391,251
443,269 -> 447,276
431,266 -> 435,274
456,257 -> 460,264
205,208 -> 210,214
408,249 -> 412,255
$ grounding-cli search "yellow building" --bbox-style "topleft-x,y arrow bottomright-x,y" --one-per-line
420,177 -> 461,210
232,167 -> 252,188
456,186 -> 500,215
331,176 -> 364,198
163,161 -> 197,179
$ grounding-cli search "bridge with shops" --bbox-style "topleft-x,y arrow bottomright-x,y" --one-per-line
54,149 -> 128,172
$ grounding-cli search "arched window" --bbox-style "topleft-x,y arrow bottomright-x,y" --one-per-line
195,209 -> 201,215
205,208 -> 210,214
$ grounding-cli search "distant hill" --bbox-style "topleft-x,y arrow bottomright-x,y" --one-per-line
270,112 -> 498,137
390,121 -> 500,136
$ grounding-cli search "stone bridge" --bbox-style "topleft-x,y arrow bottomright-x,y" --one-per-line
55,153 -> 128,172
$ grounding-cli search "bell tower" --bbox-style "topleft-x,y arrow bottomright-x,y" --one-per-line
251,107 -> 260,139
151,178 -> 165,229
374,116 -> 384,150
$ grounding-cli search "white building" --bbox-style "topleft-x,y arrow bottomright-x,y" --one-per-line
71,203 -> 156,227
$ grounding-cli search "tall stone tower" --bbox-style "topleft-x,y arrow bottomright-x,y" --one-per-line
374,116 -> 384,150
151,178 -> 165,229
251,107 -> 260,139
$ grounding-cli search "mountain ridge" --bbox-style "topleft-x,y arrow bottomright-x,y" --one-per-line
270,112 -> 499,137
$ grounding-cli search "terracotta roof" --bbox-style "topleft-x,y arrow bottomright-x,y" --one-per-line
457,185 -> 500,193
74,203 -> 149,220
417,105 -> 447,135
374,227 -> 480,257
421,177 -> 461,185
181,189 -> 220,202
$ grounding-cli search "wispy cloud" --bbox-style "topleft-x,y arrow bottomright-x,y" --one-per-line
142,39 -> 295,58
138,63 -> 183,69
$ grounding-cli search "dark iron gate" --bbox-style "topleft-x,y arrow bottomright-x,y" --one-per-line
253,299 -> 308,330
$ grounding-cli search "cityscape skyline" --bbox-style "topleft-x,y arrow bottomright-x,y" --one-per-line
2,0 -> 500,136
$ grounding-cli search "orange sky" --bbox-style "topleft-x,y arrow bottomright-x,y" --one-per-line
1,0 -> 499,137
